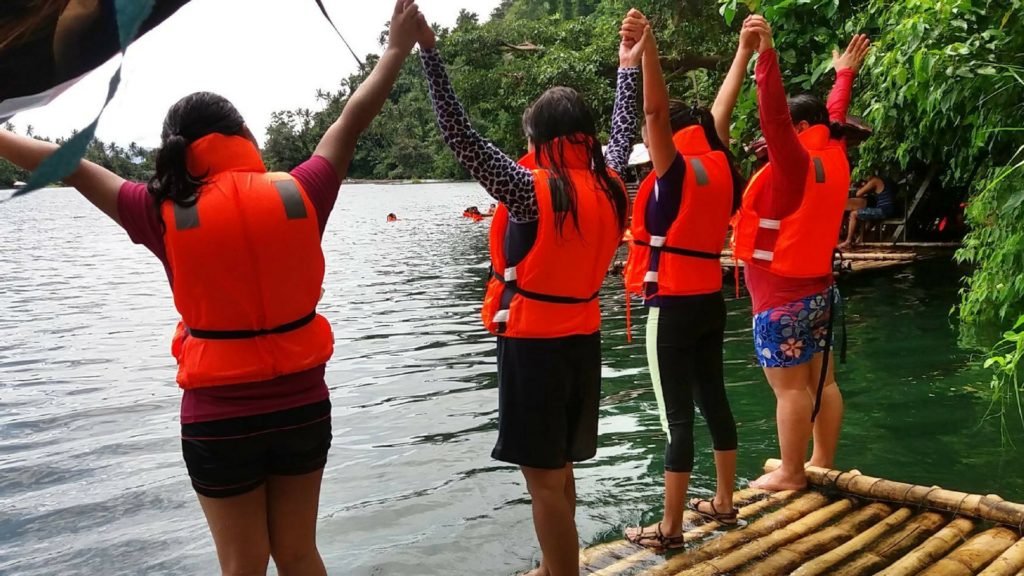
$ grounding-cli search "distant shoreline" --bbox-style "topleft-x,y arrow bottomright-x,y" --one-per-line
343,179 -> 471,185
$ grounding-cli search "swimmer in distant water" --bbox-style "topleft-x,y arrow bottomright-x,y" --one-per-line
485,203 -> 497,216
0,1 -> 425,573
387,213 -> 398,222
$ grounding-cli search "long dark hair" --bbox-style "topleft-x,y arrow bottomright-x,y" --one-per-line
522,86 -> 628,234
667,101 -> 747,213
787,93 -> 844,139
147,92 -> 247,207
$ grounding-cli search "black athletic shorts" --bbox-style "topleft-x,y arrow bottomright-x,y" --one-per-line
181,400 -> 332,498
492,332 -> 602,469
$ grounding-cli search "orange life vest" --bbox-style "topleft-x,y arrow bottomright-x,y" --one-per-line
163,133 -> 334,389
482,140 -> 623,338
624,126 -> 733,299
731,125 -> 850,278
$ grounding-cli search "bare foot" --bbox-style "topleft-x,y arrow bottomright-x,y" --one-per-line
806,459 -> 832,469
750,469 -> 807,491
523,567 -> 548,576
837,241 -> 852,251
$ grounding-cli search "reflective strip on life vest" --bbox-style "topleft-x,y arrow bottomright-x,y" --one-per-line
753,249 -> 775,261
689,158 -> 710,186
273,180 -> 308,220
813,158 -> 826,183
759,218 -> 782,230
173,203 -> 200,231
644,271 -> 659,283
649,235 -> 667,248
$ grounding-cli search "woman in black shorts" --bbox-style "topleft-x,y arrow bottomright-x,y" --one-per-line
417,12 -> 639,576
0,2 -> 426,573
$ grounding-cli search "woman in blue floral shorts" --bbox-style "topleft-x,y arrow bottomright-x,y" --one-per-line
753,290 -> 836,369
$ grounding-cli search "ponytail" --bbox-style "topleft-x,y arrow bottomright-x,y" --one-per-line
148,134 -> 204,207
146,91 -> 246,209
668,101 -> 748,214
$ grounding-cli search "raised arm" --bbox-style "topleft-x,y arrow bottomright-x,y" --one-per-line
416,21 -> 537,223
711,23 -> 757,146
0,129 -> 125,224
604,11 -> 644,176
746,16 -> 808,182
827,34 -> 870,124
313,0 -> 421,179
625,14 -> 674,177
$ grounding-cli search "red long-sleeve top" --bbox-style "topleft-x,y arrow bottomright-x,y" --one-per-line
744,48 -> 856,313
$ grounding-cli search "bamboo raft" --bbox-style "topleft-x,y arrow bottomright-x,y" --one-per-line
576,461 -> 1024,576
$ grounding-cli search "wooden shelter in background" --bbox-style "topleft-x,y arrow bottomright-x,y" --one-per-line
576,462 -> 1024,576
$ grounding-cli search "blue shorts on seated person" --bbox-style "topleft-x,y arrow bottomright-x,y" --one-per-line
857,207 -> 889,221
753,288 -> 837,368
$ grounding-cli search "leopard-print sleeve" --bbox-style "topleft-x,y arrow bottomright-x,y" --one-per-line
421,48 -> 539,223
605,67 -> 640,176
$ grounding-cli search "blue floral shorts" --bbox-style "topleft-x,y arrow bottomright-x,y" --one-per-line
753,288 -> 837,368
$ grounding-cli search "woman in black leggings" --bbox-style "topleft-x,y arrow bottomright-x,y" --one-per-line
622,12 -> 751,549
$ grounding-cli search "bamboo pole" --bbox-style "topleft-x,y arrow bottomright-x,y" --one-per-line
578,488 -> 769,570
825,511 -> 947,576
636,492 -> 831,576
918,527 -> 1019,576
733,502 -> 891,576
874,518 -> 975,576
979,538 -> 1024,576
763,459 -> 1024,527
674,498 -> 856,576
586,491 -> 798,576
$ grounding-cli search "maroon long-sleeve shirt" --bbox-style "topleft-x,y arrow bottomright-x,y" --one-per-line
744,48 -> 856,313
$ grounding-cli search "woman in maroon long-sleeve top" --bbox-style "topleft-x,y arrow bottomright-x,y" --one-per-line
736,16 -> 870,491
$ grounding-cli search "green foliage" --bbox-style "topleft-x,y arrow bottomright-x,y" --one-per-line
982,315 -> 1024,438
262,0 -> 738,179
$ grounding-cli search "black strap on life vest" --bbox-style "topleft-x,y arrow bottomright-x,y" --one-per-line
633,239 -> 722,260
491,268 -> 600,334
186,310 -> 317,340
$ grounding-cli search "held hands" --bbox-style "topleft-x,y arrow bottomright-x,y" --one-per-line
833,34 -> 871,73
619,8 -> 652,68
387,0 -> 422,55
416,13 -> 436,50
742,15 -> 773,54
738,17 -> 759,54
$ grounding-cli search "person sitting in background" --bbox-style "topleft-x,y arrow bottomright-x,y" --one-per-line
485,203 -> 497,216
387,213 -> 398,222
839,174 -> 897,250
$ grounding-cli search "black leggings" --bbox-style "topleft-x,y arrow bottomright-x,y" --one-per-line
646,293 -> 737,473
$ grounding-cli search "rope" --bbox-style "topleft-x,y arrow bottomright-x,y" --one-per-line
313,0 -> 365,69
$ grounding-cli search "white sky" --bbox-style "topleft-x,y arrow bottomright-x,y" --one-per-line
9,0 -> 501,148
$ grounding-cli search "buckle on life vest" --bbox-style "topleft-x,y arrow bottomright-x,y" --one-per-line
186,310 -> 318,340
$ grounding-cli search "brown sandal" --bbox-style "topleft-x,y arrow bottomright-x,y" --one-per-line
688,498 -> 739,526
625,522 -> 685,551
